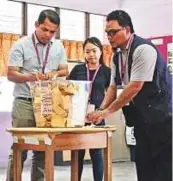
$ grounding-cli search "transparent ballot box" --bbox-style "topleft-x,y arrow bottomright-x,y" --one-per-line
30,79 -> 91,127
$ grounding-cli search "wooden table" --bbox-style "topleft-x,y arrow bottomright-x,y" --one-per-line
7,126 -> 116,181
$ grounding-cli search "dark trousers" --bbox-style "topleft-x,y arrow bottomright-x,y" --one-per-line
78,149 -> 103,181
78,121 -> 105,181
6,98 -> 45,181
134,116 -> 172,181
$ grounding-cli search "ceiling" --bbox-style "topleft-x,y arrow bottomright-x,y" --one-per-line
9,0 -> 121,15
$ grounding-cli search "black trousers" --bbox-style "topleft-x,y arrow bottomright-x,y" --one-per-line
78,149 -> 103,181
134,116 -> 172,181
77,120 -> 105,181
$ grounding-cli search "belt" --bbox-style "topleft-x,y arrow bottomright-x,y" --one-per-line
16,97 -> 33,102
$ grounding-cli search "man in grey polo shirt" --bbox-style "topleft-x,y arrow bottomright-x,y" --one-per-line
88,10 -> 172,181
7,9 -> 68,181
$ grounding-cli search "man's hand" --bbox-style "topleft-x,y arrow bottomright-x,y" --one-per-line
44,64 -> 69,80
29,72 -> 46,81
87,109 -> 110,125
45,71 -> 57,80
7,66 -> 46,83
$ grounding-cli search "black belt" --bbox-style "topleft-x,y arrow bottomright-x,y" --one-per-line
16,97 -> 33,102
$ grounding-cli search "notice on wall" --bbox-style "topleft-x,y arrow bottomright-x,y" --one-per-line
167,43 -> 173,74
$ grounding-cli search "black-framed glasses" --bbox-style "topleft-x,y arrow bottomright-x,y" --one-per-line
106,29 -> 122,37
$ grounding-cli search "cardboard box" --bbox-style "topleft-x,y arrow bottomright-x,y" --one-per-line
30,79 -> 90,127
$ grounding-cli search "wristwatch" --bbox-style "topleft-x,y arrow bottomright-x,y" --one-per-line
96,108 -> 104,111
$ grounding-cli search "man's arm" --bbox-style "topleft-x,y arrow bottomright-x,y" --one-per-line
87,81 -> 144,124
99,59 -> 117,109
99,85 -> 117,109
7,67 -> 45,83
106,81 -> 144,113
57,64 -> 69,77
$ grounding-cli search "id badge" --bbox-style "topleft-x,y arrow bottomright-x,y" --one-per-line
87,104 -> 95,114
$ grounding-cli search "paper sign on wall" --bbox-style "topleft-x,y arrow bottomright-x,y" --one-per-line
167,43 -> 173,74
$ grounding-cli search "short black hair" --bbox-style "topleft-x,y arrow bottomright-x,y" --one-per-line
83,37 -> 104,65
38,9 -> 60,25
106,10 -> 134,33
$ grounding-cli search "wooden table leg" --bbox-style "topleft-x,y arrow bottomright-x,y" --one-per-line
13,144 -> 22,181
45,146 -> 54,181
71,150 -> 79,181
104,131 -> 113,181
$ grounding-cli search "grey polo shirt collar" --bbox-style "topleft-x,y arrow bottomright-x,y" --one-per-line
33,32 -> 54,45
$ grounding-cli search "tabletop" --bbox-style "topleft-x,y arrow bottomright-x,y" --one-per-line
7,125 -> 116,134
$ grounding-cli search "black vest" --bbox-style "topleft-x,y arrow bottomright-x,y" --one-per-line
113,35 -> 172,126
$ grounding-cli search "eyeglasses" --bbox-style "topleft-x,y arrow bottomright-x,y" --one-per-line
106,29 -> 122,37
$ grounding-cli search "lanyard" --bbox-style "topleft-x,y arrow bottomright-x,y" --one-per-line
32,34 -> 51,74
86,64 -> 101,99
119,35 -> 134,82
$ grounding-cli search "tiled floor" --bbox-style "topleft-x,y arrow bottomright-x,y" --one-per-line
0,161 -> 137,181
